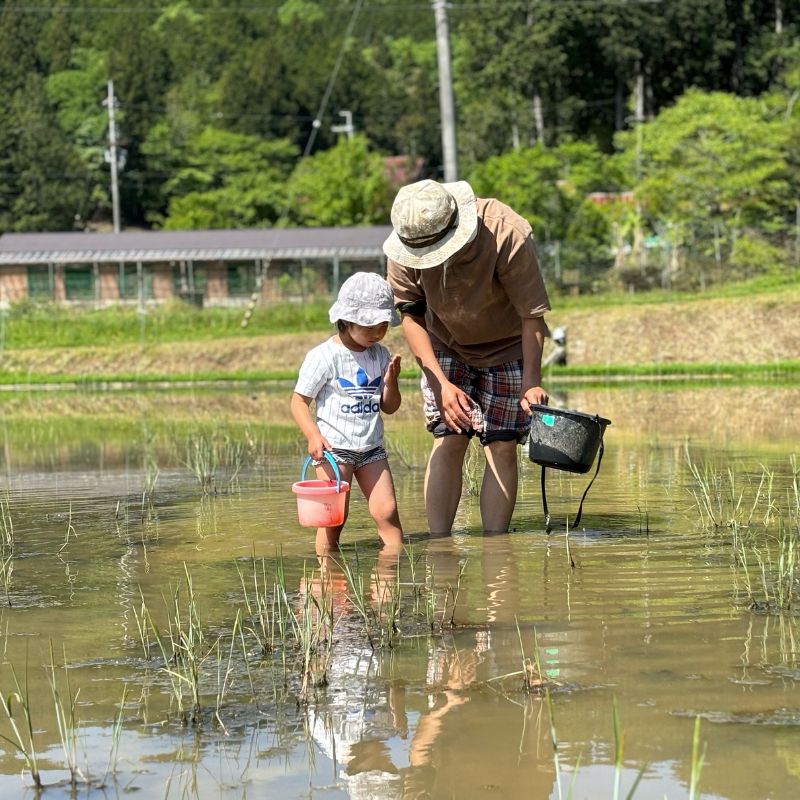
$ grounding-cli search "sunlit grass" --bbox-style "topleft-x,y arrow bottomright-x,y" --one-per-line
3,299 -> 331,350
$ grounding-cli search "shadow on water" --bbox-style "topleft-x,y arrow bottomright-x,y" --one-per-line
0,384 -> 798,797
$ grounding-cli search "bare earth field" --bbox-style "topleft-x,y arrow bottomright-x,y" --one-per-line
0,288 -> 797,380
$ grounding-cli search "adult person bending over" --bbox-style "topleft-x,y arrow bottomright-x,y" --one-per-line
384,179 -> 550,535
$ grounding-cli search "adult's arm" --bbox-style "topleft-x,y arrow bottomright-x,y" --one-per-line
401,314 -> 473,432
519,316 -> 549,413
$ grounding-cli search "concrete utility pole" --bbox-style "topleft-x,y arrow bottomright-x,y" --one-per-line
432,0 -> 458,182
104,80 -> 121,233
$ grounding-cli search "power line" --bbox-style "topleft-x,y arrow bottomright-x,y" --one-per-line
302,0 -> 365,157
0,1 -> 664,13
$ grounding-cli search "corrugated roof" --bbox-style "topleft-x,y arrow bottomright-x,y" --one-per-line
0,227 -> 393,265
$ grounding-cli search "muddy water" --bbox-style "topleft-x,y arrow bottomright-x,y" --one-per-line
0,383 -> 798,799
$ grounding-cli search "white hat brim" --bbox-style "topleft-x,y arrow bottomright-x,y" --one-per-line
382,181 -> 478,270
328,302 -> 400,327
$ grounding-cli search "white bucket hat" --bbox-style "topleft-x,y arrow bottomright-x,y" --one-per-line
382,179 -> 478,269
328,272 -> 400,327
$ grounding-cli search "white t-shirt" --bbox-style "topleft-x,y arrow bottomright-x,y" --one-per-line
295,337 -> 390,452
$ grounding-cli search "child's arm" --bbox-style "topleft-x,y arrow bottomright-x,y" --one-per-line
290,392 -> 332,460
380,355 -> 402,415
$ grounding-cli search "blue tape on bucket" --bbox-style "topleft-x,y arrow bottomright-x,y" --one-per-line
542,414 -> 556,427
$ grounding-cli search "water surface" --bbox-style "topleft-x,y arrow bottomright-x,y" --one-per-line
0,383 -> 798,799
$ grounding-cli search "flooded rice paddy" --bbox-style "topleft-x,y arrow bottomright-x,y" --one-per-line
0,382 -> 798,799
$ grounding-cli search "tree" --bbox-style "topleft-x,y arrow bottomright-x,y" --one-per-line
143,125 -> 297,229
285,134 -> 392,226
616,89 -> 796,284
0,74 -> 90,232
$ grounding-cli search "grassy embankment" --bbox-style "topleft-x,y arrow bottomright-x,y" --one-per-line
0,274 -> 797,388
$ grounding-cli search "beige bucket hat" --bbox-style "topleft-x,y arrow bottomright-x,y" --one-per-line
382,179 -> 478,270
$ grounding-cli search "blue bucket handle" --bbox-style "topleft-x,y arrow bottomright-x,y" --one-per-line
300,451 -> 342,492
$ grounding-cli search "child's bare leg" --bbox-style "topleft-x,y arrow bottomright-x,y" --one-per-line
354,459 -> 403,553
314,460 -> 354,554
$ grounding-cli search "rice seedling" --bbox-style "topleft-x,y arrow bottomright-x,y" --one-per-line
142,451 -> 160,509
185,425 -> 247,495
370,558 -> 402,648
236,551 -> 295,656
338,551 -> 376,648
543,690 -> 564,800
611,698 -> 647,800
442,558 -> 467,629
0,552 -> 13,607
685,448 -> 784,530
103,683 -> 128,782
403,542 -> 425,617
294,563 -> 337,698
139,565 -> 219,726
214,611 -> 242,733
58,503 -> 77,554
688,716 -> 706,800
186,432 -> 218,494
515,619 -> 547,694
131,588 -> 153,660
463,441 -> 482,496
0,661 -> 42,789
0,490 -> 13,551
46,642 -> 86,786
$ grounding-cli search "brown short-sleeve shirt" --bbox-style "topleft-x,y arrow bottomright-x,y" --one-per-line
387,197 -> 550,367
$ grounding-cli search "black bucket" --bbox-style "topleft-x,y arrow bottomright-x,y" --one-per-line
529,406 -> 611,474
528,405 -> 612,530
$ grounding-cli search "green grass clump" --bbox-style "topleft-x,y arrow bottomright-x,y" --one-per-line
3,299 -> 331,350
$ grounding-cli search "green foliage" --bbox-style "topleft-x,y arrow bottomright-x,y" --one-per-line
143,125 -> 297,229
729,233 -> 791,278
0,74 -> 90,233
614,89 -> 797,286
0,0 -> 798,295
285,135 -> 392,226
468,141 -> 622,282
623,90 -> 794,230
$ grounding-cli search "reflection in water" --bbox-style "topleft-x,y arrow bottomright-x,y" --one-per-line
0,387 -> 798,798
305,554 -> 557,799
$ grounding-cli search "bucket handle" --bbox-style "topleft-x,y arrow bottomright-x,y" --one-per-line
542,416 -> 606,533
300,451 -> 342,492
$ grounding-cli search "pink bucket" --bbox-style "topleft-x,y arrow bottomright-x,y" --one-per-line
292,453 -> 350,528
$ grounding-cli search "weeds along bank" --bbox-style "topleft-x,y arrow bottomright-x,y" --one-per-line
0,286 -> 797,382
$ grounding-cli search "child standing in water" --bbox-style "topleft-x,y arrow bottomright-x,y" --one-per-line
290,272 -> 403,554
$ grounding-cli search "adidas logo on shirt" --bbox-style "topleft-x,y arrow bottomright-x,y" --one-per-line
337,367 -> 381,414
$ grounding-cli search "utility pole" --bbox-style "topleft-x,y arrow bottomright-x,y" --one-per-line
104,80 -> 121,233
432,0 -> 458,182
633,65 -> 646,275
331,109 -> 355,140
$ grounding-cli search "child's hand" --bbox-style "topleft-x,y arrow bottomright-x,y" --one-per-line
307,434 -> 332,461
384,355 -> 401,384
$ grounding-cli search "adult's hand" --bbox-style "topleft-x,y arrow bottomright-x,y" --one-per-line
520,385 -> 549,415
440,380 -> 474,433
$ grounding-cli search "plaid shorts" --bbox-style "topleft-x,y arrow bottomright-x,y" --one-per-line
420,353 -> 531,444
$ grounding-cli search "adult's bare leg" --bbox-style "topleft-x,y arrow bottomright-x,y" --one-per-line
424,435 -> 470,535
480,439 -> 519,533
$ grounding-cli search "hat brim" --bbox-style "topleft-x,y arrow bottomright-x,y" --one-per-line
328,302 -> 400,327
382,181 -> 478,270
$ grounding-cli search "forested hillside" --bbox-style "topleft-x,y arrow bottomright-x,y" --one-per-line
1,0 -> 798,290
